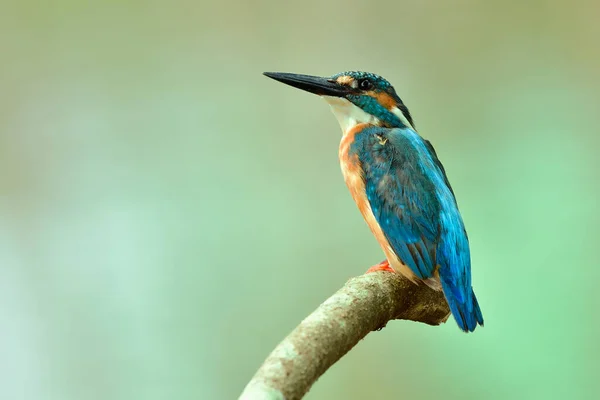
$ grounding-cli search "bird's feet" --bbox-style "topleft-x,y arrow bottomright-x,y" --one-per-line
365,260 -> 395,274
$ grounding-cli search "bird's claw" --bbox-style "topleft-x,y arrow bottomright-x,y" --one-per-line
365,260 -> 395,274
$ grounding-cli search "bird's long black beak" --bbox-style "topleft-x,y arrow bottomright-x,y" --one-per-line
263,72 -> 348,97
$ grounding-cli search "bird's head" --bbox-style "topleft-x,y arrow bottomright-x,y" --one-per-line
264,71 -> 414,133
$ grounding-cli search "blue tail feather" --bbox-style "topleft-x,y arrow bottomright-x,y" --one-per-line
440,278 -> 484,333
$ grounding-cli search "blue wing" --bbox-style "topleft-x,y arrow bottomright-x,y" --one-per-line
353,126 -> 483,331
356,127 -> 445,279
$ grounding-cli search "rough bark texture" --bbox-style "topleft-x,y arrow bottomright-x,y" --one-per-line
239,271 -> 451,400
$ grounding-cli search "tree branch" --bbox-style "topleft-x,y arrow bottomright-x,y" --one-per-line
239,271 -> 450,400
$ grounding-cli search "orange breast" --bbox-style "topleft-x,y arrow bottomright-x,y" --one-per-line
338,124 -> 416,281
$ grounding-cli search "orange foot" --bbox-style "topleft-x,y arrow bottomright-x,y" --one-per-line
365,260 -> 395,274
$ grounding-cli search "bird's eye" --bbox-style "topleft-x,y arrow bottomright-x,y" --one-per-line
358,79 -> 372,90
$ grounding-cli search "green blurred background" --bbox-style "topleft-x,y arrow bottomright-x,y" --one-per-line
2,1 -> 599,399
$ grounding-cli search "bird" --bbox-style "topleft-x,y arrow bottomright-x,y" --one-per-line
263,70 -> 483,332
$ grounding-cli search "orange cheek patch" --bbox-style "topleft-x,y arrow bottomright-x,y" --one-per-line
371,91 -> 396,110
364,90 -> 396,110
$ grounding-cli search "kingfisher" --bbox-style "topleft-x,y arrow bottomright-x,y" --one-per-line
263,71 -> 483,332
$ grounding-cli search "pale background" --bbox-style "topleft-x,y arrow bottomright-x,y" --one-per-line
1,1 -> 599,399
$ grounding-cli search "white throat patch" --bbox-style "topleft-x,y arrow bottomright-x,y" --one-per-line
323,96 -> 379,134
390,106 -> 414,130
